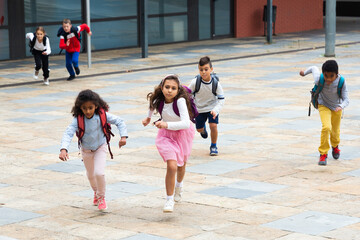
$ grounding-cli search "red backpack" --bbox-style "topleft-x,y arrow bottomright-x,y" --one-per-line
76,108 -> 115,159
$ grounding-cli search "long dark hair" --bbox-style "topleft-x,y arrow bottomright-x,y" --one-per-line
147,75 -> 193,119
71,89 -> 109,117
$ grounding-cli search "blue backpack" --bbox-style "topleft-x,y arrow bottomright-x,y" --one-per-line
309,73 -> 344,116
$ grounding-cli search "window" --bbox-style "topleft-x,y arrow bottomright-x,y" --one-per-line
24,0 -> 81,23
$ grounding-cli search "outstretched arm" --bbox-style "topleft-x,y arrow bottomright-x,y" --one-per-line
78,24 -> 91,34
59,118 -> 77,160
299,66 -> 320,83
142,109 -> 154,126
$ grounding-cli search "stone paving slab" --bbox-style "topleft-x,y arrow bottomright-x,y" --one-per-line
0,207 -> 43,226
263,211 -> 360,236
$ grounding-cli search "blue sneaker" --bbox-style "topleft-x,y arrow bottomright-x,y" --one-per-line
200,127 -> 208,139
210,146 -> 218,156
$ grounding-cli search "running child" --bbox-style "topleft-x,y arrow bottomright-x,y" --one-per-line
300,60 -> 349,165
189,56 -> 225,156
58,18 -> 92,81
142,74 -> 195,213
59,89 -> 128,210
26,26 -> 51,85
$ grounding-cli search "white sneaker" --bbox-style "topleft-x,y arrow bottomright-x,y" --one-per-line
174,187 -> 182,202
33,70 -> 39,79
163,199 -> 174,213
43,78 -> 49,85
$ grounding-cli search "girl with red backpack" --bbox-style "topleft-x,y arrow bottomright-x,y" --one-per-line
142,74 -> 195,213
59,89 -> 128,211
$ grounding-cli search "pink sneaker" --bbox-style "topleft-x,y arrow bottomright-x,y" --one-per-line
93,192 -> 99,206
97,197 -> 107,211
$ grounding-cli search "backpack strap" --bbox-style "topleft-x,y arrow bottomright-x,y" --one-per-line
316,73 -> 325,93
193,75 -> 202,96
158,100 -> 165,116
71,26 -> 81,42
29,32 -> 37,52
76,114 -> 85,149
172,99 -> 180,117
98,108 -> 114,159
158,99 -> 180,117
211,74 -> 219,96
337,76 -> 345,99
43,35 -> 47,47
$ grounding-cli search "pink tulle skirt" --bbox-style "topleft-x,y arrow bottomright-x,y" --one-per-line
155,124 -> 195,166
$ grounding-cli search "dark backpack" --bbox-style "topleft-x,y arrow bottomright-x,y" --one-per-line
193,74 -> 219,96
309,73 -> 344,116
76,108 -> 115,159
57,26 -> 81,54
28,33 -> 48,53
158,85 -> 199,124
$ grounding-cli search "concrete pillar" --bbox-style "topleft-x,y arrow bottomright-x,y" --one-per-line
85,0 -> 92,68
266,0 -> 273,43
140,0 -> 148,58
325,0 -> 336,57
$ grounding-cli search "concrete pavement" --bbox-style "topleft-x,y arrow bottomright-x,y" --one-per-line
1,17 -> 360,239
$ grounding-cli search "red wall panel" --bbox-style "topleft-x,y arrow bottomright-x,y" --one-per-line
234,0 -> 323,38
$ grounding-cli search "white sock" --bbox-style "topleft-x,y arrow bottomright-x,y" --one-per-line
167,195 -> 174,201
175,180 -> 183,188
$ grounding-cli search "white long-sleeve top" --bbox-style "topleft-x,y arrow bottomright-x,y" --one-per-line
148,97 -> 190,131
26,32 -> 51,55
304,66 -> 349,110
188,76 -> 225,115
60,112 -> 127,151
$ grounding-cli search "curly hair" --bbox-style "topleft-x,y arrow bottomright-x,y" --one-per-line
71,89 -> 109,117
147,75 -> 194,119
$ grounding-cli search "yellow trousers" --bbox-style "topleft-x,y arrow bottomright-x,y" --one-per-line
318,104 -> 342,155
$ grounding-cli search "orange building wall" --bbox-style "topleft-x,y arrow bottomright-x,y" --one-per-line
234,0 -> 323,38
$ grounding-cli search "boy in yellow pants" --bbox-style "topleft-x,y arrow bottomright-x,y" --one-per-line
300,60 -> 349,165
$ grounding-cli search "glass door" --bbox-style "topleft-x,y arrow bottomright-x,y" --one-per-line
199,0 -> 233,40
213,0 -> 232,37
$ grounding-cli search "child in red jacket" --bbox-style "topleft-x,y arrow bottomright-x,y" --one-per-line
58,18 -> 92,81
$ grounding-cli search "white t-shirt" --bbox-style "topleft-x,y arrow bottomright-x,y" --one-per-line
148,97 -> 190,130
26,32 -> 51,55
188,76 -> 225,114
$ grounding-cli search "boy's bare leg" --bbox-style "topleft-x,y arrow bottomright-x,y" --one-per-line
209,123 -> 218,144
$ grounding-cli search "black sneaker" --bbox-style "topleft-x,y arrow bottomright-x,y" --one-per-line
332,146 -> 340,159
200,127 -> 208,139
67,75 -> 75,81
75,67 -> 80,75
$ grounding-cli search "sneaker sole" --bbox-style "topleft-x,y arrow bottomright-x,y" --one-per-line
163,209 -> 173,213
210,153 -> 218,156
174,198 -> 181,202
98,207 -> 107,211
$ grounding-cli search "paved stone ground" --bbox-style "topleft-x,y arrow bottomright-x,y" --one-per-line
1,17 -> 360,240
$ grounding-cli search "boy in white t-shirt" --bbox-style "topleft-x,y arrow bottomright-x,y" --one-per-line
188,56 -> 225,156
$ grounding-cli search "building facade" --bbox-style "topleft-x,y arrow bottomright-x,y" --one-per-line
1,0 -> 324,61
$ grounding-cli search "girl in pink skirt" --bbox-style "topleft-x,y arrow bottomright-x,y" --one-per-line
142,74 -> 195,213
